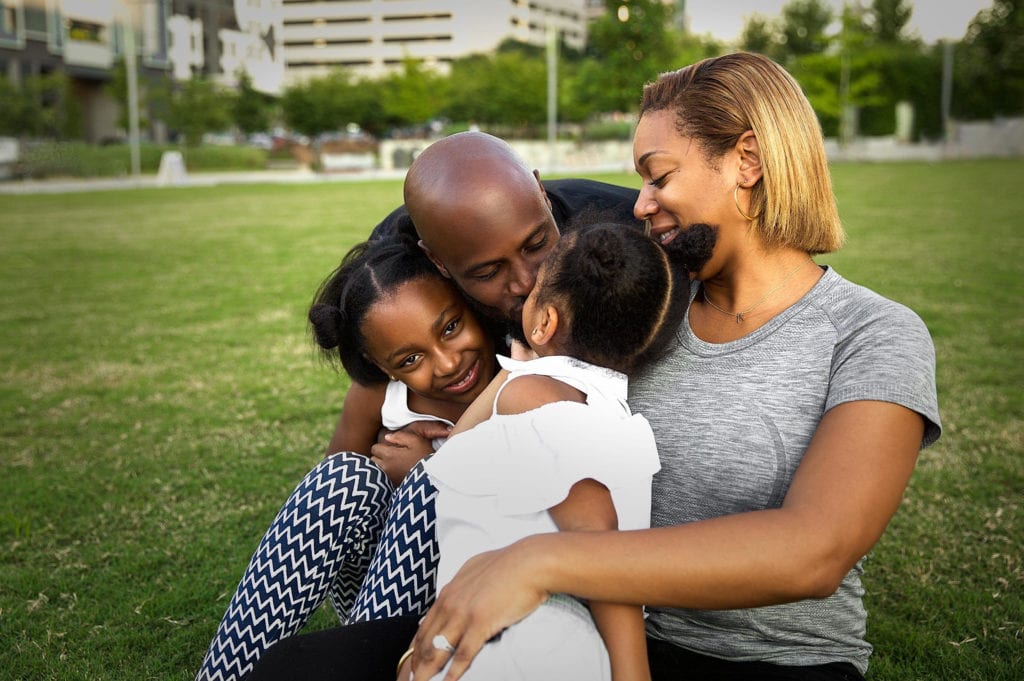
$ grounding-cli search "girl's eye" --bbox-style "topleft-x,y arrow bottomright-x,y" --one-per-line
443,317 -> 460,336
399,354 -> 421,368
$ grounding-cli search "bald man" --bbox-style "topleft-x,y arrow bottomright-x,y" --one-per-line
331,132 -> 641,479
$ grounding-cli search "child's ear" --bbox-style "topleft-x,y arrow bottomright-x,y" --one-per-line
529,304 -> 559,347
365,354 -> 396,381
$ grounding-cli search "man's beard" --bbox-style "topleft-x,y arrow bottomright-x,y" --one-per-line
662,223 -> 718,277
454,283 -> 529,348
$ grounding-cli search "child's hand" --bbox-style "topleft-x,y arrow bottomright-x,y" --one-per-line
371,420 -> 450,485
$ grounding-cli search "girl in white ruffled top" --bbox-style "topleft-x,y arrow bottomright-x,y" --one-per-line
398,222 -> 691,681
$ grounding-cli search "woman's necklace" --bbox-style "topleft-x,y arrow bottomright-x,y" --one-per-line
702,257 -> 814,324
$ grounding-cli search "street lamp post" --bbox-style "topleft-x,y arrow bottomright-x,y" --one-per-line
123,10 -> 141,178
546,18 -> 558,172
940,39 -> 954,146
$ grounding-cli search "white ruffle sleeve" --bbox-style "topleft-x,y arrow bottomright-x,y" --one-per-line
425,400 -> 660,518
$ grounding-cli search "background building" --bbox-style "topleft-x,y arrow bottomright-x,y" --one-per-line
1,0 -> 604,141
280,0 -> 589,83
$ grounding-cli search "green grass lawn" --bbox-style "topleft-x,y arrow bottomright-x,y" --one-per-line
1,160 -> 1021,680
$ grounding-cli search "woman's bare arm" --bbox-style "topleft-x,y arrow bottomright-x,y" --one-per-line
412,400 -> 925,681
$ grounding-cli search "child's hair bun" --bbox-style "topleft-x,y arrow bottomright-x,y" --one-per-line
308,303 -> 343,349
578,228 -> 626,281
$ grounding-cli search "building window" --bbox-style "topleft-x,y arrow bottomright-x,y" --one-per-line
381,13 -> 452,22
381,34 -> 451,44
68,19 -> 104,43
1,2 -> 23,44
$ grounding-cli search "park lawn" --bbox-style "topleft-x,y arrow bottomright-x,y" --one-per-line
1,160 -> 1021,680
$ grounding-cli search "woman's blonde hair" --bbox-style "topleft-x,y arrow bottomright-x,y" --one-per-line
640,51 -> 844,254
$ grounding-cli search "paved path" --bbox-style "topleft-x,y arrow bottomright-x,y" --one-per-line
0,167 -> 409,195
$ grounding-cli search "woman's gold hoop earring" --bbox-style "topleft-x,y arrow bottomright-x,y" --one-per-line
734,184 -> 761,221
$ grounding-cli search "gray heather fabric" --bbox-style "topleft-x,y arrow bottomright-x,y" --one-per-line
628,266 -> 941,674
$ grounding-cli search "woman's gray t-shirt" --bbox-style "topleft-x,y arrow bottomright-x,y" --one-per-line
628,266 -> 941,673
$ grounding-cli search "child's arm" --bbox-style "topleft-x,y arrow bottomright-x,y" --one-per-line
496,376 -> 650,681
449,368 -> 510,437
325,381 -> 387,456
549,480 -> 651,681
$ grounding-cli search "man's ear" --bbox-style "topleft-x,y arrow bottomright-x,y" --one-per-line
533,169 -> 553,213
529,304 -> 559,348
418,239 -> 451,278
735,130 -> 763,187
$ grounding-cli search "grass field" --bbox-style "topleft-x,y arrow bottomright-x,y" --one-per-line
1,160 -> 1021,680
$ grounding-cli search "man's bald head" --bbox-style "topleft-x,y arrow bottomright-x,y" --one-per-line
402,131 -> 560,336
404,132 -> 543,245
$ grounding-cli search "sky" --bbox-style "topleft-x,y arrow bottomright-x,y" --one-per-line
683,1 -> 993,44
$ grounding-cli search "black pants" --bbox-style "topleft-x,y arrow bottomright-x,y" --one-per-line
244,616 -> 865,681
648,636 -> 865,681
245,616 -> 419,681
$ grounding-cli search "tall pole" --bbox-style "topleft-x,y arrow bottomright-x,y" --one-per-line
940,39 -> 954,145
546,18 -> 558,172
124,3 -> 141,178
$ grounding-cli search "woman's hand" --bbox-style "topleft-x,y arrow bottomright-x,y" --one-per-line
410,542 -> 550,681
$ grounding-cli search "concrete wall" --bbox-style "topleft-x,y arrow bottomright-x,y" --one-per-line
380,118 -> 1024,172
378,138 -> 634,174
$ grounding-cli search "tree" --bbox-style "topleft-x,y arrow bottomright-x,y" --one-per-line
779,0 -> 835,58
232,70 -> 275,136
740,13 -> 786,63
573,0 -> 678,113
281,69 -> 386,137
379,58 -> 448,130
869,0 -> 913,44
954,0 -> 1024,119
0,72 -> 80,138
166,76 -> 232,146
445,45 -> 548,130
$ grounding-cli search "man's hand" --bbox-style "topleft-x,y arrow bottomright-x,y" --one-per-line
371,420 -> 451,487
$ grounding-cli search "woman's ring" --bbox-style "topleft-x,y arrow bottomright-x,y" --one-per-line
432,634 -> 456,653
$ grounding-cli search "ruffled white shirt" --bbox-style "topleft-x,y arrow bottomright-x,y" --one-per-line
425,355 -> 660,591
380,380 -> 455,452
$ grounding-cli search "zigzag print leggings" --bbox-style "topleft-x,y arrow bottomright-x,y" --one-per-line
194,453 -> 439,681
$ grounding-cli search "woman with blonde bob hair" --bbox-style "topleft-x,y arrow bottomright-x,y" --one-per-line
409,52 -> 941,681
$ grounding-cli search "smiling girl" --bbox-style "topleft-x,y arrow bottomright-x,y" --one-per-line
195,231 -> 499,681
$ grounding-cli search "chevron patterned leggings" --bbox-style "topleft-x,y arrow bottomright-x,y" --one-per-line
194,453 -> 440,681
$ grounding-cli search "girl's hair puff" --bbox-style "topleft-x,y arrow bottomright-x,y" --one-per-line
536,219 -> 688,375
308,222 -> 439,384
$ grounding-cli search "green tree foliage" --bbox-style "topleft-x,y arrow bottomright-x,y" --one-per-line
573,0 -> 677,113
379,58 -> 449,130
166,76 -> 232,146
280,69 -> 386,137
740,14 -> 787,63
869,0 -> 913,44
954,0 -> 1024,119
232,70 -> 275,135
779,0 -> 835,57
0,72 -> 80,138
445,42 -> 548,129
